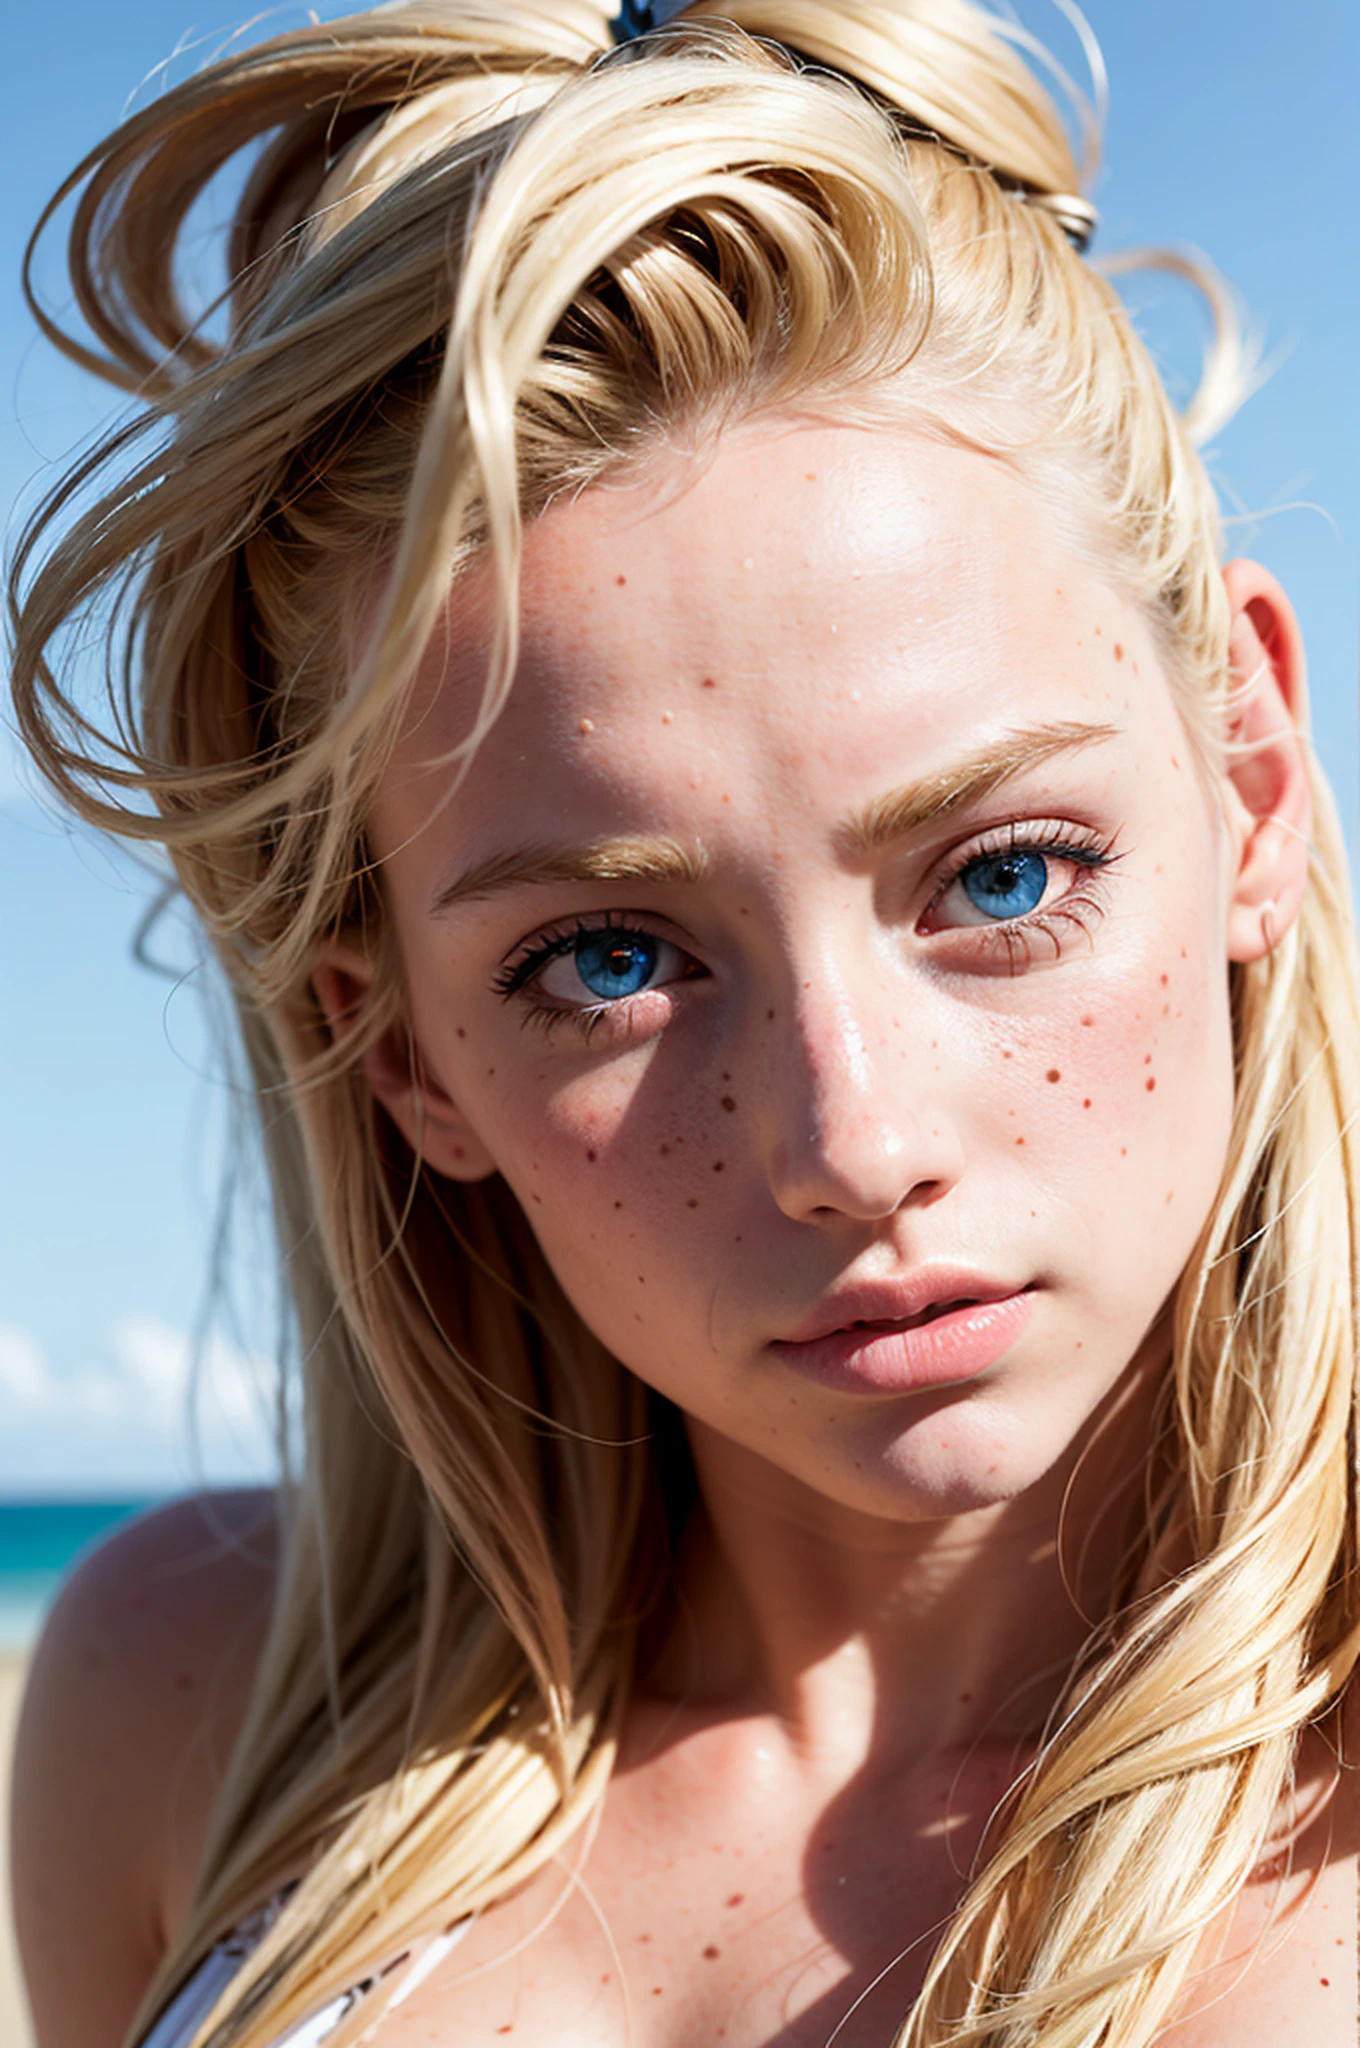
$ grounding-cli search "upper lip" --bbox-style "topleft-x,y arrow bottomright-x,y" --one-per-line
775,1271 -> 1030,1347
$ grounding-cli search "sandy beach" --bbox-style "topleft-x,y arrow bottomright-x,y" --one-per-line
1,1653 -> 33,2047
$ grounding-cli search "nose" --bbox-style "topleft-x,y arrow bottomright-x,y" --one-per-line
759,972 -> 965,1225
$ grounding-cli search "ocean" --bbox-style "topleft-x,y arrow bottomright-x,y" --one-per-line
0,1499 -> 164,1653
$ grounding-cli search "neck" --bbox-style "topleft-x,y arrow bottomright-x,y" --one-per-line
642,1331 -> 1168,1784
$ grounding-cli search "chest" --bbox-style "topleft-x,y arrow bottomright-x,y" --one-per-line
365,1727 -> 1358,2048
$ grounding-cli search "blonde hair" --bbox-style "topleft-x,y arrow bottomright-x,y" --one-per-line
10,3 -> 1360,2044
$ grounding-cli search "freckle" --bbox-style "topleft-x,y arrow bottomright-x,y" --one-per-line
734,1233 -> 742,1243
601,1973 -> 611,1985
712,1160 -> 724,1172
1081,1014 -> 1094,1027
532,1193 -> 543,1204
687,1198 -> 698,1208
637,1275 -> 646,1283
1160,973 -> 1168,986
455,1026 -> 465,1038
487,1067 -> 495,1077
578,716 -> 595,734
721,1096 -> 736,1112
1002,1048 -> 1012,1059
1121,1146 -> 1127,1156
1180,947 -> 1187,959
1046,1068 -> 1061,1083
1162,1001 -> 1170,1016
659,1143 -> 670,1156
586,1148 -> 597,1162
766,1007 -> 776,1021
1170,752 -> 1179,768
721,791 -> 730,803
701,675 -> 718,689
1082,1098 -> 1091,1108
1146,1076 -> 1156,1090
703,1946 -> 720,1960
1165,1189 -> 1174,1203
726,1893 -> 745,1908
721,1070 -> 731,1080
1015,1136 -> 1025,1145
1114,643 -> 1124,661
652,1988 -> 663,1996
805,472 -> 817,481
615,574 -> 626,586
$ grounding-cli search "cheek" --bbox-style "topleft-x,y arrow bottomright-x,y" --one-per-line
995,908 -> 1235,1284
472,1060 -> 739,1351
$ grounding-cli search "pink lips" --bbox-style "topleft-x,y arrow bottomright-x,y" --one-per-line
771,1275 -> 1036,1394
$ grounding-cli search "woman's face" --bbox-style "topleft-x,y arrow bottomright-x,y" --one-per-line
362,419 -> 1243,1521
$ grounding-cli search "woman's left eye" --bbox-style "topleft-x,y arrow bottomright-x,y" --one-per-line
925,835 -> 1113,932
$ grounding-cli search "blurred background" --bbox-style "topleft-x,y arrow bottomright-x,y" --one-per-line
1,1 -> 1357,2039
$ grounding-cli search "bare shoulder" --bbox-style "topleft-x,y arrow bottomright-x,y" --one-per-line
1158,1679 -> 1360,2046
10,1488 -> 278,2048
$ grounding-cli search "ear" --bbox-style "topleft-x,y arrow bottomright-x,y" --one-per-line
312,941 -> 498,1181
1219,559 -> 1313,964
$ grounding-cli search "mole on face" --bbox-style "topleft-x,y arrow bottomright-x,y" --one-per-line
721,1096 -> 736,1112
701,675 -> 718,690
1046,1069 -> 1061,1083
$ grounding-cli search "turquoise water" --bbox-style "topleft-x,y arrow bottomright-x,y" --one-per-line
0,1500 -> 163,1652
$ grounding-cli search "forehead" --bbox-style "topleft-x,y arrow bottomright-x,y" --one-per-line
372,418 -> 1178,861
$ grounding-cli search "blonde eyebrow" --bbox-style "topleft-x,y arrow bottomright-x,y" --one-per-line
839,720 -> 1121,857
430,834 -> 710,915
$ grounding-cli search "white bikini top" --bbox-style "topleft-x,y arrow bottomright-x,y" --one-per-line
136,1893 -> 473,2048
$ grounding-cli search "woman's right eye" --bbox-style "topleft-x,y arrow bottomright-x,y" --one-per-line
494,921 -> 700,1012
536,928 -> 690,1006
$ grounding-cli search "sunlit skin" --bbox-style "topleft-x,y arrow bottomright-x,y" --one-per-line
315,419 -> 1324,2038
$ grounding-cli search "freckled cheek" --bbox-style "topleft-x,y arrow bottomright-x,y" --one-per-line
486,1071 -> 737,1254
1007,956 -> 1233,1197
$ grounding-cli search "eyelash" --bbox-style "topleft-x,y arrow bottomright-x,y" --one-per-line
923,818 -> 1121,973
491,821 -> 1123,1038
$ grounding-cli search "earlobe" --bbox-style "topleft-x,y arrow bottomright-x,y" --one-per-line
311,942 -> 498,1181
1219,560 -> 1313,964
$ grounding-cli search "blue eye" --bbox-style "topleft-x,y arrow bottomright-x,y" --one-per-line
499,922 -> 694,1010
959,850 -> 1048,920
572,929 -> 661,999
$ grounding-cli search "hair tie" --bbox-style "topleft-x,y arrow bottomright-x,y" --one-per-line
1023,190 -> 1098,253
610,0 -> 691,42
606,2 -> 1097,252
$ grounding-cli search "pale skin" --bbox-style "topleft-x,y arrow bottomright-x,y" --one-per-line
12,419 -> 1356,2048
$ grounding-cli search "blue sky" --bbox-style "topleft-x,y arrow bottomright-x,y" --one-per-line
2,1 -> 1357,1493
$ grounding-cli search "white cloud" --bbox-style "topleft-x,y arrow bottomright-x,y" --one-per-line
0,1325 -> 52,1407
0,1317 -> 280,1491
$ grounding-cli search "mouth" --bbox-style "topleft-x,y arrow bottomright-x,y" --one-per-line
773,1284 -> 1037,1395
842,1298 -> 983,1334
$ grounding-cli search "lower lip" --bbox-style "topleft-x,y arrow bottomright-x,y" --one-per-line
772,1290 -> 1036,1395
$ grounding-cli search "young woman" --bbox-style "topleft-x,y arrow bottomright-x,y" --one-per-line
8,2 -> 1359,2045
